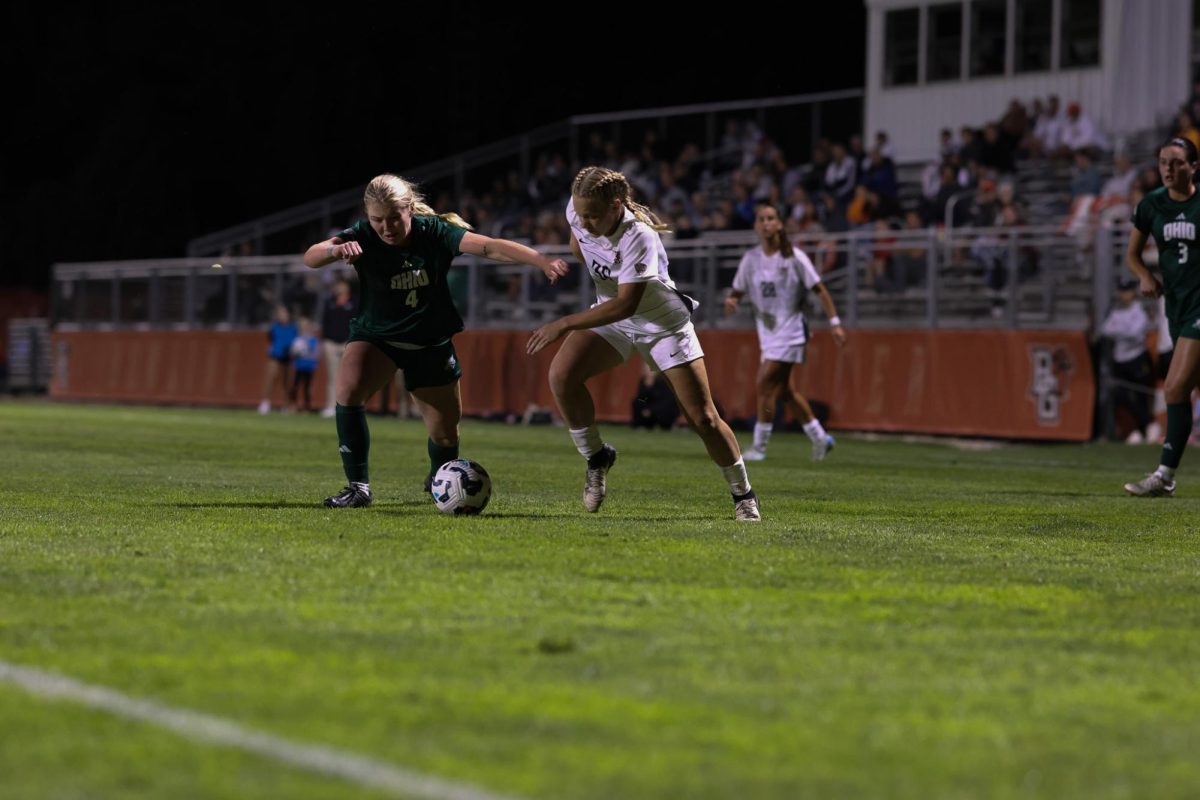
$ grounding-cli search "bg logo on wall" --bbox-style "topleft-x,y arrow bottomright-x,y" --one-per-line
1027,345 -> 1073,426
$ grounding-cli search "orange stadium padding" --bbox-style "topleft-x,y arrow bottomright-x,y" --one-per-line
50,328 -> 1095,441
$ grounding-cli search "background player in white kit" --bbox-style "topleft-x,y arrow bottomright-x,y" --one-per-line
725,202 -> 847,461
527,167 -> 761,522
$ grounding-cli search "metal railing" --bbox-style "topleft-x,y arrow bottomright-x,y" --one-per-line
56,221 -> 1128,333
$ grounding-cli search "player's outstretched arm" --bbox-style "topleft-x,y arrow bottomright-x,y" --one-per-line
459,232 -> 569,284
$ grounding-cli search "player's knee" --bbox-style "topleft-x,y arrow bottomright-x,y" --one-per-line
1163,378 -> 1192,404
687,405 -> 722,432
548,363 -> 578,397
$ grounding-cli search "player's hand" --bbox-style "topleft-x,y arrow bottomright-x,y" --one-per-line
1138,274 -> 1163,299
541,258 -> 570,285
723,295 -> 740,315
832,324 -> 847,347
527,319 -> 568,355
332,241 -> 363,265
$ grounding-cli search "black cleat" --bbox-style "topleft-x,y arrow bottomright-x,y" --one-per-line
423,474 -> 433,493
324,485 -> 372,508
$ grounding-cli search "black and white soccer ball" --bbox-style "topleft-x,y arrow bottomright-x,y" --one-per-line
430,459 -> 492,515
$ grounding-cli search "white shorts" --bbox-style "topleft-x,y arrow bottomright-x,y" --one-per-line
593,321 -> 704,372
760,341 -> 807,364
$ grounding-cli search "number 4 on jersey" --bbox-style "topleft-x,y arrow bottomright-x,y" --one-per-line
405,289 -> 418,308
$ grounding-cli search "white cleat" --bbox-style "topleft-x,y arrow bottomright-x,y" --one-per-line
812,433 -> 835,461
734,491 -> 761,522
583,444 -> 617,512
1123,472 -> 1176,497
742,446 -> 767,462
257,400 -> 271,415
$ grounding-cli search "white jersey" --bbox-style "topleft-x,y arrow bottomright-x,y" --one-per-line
732,244 -> 823,347
1101,301 -> 1150,363
567,201 -> 695,340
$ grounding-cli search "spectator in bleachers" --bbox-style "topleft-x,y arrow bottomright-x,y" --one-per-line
890,210 -> 928,288
657,164 -> 691,216
1058,102 -> 1109,158
731,183 -> 756,229
1101,153 -> 1138,201
816,191 -> 848,233
1070,150 -> 1104,197
801,143 -> 831,196
866,218 -> 895,292
995,181 -> 1025,220
999,99 -> 1030,154
1029,94 -> 1064,158
974,203 -> 1038,315
938,127 -> 958,160
786,185 -> 812,224
846,185 -> 876,227
966,179 -> 1000,227
859,147 -> 898,201
669,143 -> 699,190
848,134 -> 869,173
823,143 -> 857,206
930,163 -> 968,226
978,122 -> 1016,175
958,126 -> 982,167
874,130 -> 895,161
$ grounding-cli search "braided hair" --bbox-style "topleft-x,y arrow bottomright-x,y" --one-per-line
571,166 -> 671,233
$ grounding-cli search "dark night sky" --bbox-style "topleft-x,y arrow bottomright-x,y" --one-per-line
1,3 -> 866,287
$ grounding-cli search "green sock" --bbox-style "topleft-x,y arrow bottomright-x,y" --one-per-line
335,404 -> 370,483
1160,401 -> 1192,470
428,438 -> 460,479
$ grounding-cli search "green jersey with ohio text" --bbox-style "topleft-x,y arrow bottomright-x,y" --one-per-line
337,215 -> 467,344
1132,186 -> 1200,338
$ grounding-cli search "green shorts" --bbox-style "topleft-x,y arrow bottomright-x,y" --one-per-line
1170,312 -> 1200,344
348,333 -> 462,391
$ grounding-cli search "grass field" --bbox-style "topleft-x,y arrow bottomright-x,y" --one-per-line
1,401 -> 1198,799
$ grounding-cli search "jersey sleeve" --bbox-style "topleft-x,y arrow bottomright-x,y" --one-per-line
336,219 -> 368,243
615,224 -> 660,284
793,248 -> 823,289
732,252 -> 752,293
424,216 -> 468,255
1131,197 -> 1153,234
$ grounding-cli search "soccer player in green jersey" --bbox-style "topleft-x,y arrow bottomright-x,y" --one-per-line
1124,138 -> 1200,496
303,174 -> 568,508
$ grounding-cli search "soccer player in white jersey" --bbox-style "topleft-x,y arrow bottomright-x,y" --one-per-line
527,167 -> 761,522
725,202 -> 847,461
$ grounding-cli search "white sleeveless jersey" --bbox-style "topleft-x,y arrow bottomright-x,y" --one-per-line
567,201 -> 695,339
732,245 -> 823,347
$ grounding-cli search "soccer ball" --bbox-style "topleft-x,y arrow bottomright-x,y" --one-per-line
430,459 -> 492,515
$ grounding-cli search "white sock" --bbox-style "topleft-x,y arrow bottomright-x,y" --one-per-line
569,426 -> 603,459
753,422 -> 773,451
719,459 -> 752,497
1156,465 -> 1176,480
802,418 -> 826,442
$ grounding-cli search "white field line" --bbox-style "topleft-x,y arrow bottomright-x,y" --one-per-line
0,661 -> 523,800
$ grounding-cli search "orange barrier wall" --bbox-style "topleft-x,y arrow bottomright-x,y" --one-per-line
50,328 -> 1094,441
